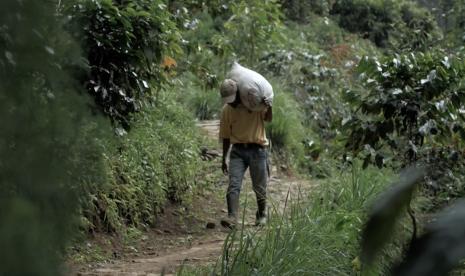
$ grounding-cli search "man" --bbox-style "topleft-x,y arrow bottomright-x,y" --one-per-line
219,79 -> 272,228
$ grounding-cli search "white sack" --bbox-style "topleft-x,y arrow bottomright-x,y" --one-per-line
227,62 -> 273,111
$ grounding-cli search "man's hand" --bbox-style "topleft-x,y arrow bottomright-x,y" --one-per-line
222,138 -> 231,175
263,97 -> 272,108
263,97 -> 273,122
222,160 -> 228,175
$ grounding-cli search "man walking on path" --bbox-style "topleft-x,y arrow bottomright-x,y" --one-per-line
218,79 -> 272,228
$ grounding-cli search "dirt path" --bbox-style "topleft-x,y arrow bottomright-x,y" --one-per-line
74,120 -> 312,276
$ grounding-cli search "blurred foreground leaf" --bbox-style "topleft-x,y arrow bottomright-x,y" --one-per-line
392,200 -> 465,276
361,167 -> 425,266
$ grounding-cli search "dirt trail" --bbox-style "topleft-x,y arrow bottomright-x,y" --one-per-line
74,120 -> 311,276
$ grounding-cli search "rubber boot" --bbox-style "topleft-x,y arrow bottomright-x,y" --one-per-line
221,193 -> 240,229
255,198 -> 267,226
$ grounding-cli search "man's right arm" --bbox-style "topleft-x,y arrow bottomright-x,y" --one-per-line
219,105 -> 231,175
222,138 -> 230,175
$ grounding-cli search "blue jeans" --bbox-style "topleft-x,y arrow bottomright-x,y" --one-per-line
227,144 -> 268,219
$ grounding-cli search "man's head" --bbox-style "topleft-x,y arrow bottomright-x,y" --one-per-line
220,79 -> 237,104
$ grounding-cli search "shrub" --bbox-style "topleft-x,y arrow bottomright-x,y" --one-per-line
173,72 -> 222,120
331,0 -> 398,47
223,0 -> 284,65
66,0 -> 181,128
266,85 -> 306,169
187,87 -> 222,120
82,100 -> 203,232
343,50 -> 465,206
0,0 -> 107,274
330,0 -> 439,49
281,0 -> 335,21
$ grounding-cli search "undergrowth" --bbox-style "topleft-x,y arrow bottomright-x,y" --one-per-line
179,165 -> 402,275
79,99 -> 205,234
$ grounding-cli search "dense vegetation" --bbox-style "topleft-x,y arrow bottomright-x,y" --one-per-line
2,0 -> 465,275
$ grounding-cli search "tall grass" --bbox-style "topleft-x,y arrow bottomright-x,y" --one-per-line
180,165 -> 398,275
79,98 -> 205,233
266,83 -> 306,170
174,72 -> 222,120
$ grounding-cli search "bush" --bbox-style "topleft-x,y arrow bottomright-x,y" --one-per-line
0,1 -> 107,274
81,100 -> 203,232
223,0 -> 284,65
187,87 -> 222,120
281,0 -> 334,22
343,50 -> 465,207
66,0 -> 181,128
331,0 -> 398,47
330,0 -> 439,49
266,85 -> 306,169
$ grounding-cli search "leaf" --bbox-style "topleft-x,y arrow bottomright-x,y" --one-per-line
375,154 -> 384,168
4,51 -> 15,65
362,154 -> 371,169
360,167 -> 425,266
390,88 -> 403,95
161,56 -> 176,68
441,56 -> 450,69
392,200 -> 465,276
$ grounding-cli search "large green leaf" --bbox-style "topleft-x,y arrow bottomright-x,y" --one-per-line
360,167 -> 425,266
392,200 -> 465,276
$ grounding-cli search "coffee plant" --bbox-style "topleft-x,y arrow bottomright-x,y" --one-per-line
67,0 -> 181,128
343,50 -> 465,201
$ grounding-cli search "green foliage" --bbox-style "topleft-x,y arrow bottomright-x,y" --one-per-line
397,2 -> 441,50
0,0 -> 107,274
416,0 -> 465,47
82,101 -> 203,232
361,167 -> 424,266
445,0 -> 465,46
256,19 -> 380,174
179,73 -> 222,120
361,170 -> 465,275
67,0 -> 181,128
266,86 -> 306,168
344,51 -> 465,169
223,0 -> 284,65
186,87 -> 221,120
392,200 -> 465,275
281,0 -> 334,21
187,166 -> 395,275
331,0 -> 397,47
331,0 -> 440,49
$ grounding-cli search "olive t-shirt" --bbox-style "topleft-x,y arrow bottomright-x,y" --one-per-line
219,104 -> 268,146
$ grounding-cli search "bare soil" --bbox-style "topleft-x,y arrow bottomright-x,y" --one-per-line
70,120 -> 313,276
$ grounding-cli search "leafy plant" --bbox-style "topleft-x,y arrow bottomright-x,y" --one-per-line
330,0 -> 439,49
67,0 -> 181,128
266,85 -> 306,169
82,99 -> 203,232
223,0 -> 284,65
280,0 -> 335,21
344,51 -> 465,168
0,0 -> 107,274
361,167 -> 465,275
181,165 -> 395,275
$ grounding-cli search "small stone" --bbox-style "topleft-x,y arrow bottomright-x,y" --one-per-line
206,222 -> 216,229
